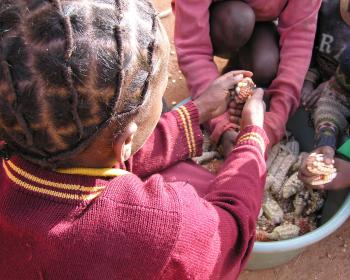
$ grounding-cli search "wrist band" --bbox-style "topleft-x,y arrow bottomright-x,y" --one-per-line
314,124 -> 337,149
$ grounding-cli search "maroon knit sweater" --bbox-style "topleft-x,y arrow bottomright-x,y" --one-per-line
0,102 -> 268,280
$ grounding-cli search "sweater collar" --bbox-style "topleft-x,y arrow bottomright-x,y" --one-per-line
2,157 -> 129,203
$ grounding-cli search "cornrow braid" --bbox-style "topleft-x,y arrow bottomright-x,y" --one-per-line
47,0 -> 84,140
0,0 -> 159,168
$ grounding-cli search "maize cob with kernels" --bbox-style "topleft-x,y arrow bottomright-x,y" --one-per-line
263,192 -> 284,224
269,149 -> 289,176
233,77 -> 256,104
293,190 -> 310,216
264,175 -> 276,190
270,154 -> 298,196
285,138 -> 300,156
267,143 -> 282,169
306,153 -> 336,175
282,172 -> 304,199
266,224 -> 300,240
305,190 -> 325,215
290,152 -> 308,174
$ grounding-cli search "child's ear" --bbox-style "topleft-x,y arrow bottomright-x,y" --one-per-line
113,122 -> 138,163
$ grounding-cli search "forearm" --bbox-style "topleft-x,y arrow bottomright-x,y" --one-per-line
265,0 -> 321,145
313,76 -> 350,146
163,126 -> 269,279
206,125 -> 268,214
128,102 -> 203,177
174,0 -> 219,97
206,125 -> 268,275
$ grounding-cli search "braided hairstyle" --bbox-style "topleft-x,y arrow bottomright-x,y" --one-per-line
0,0 -> 158,167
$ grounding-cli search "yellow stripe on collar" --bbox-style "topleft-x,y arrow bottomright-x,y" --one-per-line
6,160 -> 104,192
3,163 -> 102,201
56,167 -> 130,178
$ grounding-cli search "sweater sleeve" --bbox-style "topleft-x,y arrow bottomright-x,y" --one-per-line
162,126 -> 269,279
174,0 -> 220,98
126,102 -> 203,178
264,0 -> 321,146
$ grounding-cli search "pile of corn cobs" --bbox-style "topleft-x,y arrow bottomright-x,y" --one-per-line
193,136 -> 326,242
257,138 -> 326,241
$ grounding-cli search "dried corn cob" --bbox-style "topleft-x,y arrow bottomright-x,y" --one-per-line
202,130 -> 211,152
294,217 -> 315,235
255,229 -> 270,241
305,153 -> 337,186
263,192 -> 284,224
233,77 -> 256,104
306,153 -> 336,175
257,215 -> 275,232
264,175 -> 276,190
269,149 -> 289,176
290,152 -> 308,174
282,172 -> 304,199
193,151 -> 221,165
266,224 -> 300,241
267,143 -> 282,169
279,197 -> 294,213
293,190 -> 310,216
305,190 -> 325,215
306,172 -> 337,186
201,158 -> 223,174
285,138 -> 300,156
270,154 -> 297,196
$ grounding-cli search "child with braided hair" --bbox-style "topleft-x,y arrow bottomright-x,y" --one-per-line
0,1 -> 268,279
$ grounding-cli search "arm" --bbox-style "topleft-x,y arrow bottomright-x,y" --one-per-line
127,102 -> 203,177
127,71 -> 248,178
174,1 -> 249,144
174,0 -> 219,98
264,0 -> 322,146
162,126 -> 268,279
313,59 -> 350,149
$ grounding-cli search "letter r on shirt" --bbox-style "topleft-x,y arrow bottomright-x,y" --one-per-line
319,33 -> 334,54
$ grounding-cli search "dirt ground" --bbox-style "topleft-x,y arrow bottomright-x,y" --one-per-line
154,1 -> 350,279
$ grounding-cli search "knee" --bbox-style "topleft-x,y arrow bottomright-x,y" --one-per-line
252,53 -> 279,87
210,1 -> 255,54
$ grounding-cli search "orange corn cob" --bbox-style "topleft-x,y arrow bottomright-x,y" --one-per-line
233,77 -> 256,104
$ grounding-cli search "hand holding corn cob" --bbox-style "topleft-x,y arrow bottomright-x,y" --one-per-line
232,77 -> 256,104
300,152 -> 337,186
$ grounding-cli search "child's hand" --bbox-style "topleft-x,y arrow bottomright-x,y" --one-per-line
228,101 -> 244,125
220,88 -> 264,157
298,146 -> 336,187
322,158 -> 350,190
240,88 -> 265,129
301,81 -> 327,111
219,100 -> 243,157
193,70 -> 252,124
301,158 -> 350,190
